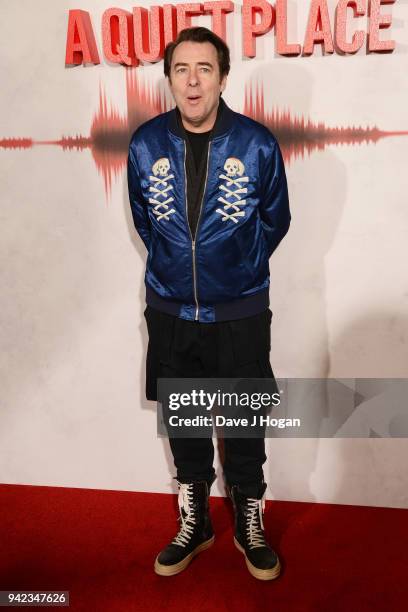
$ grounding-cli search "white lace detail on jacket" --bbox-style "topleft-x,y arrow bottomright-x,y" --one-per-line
216,157 -> 249,224
148,157 -> 176,221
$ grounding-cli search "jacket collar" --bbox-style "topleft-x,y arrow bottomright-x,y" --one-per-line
168,97 -> 235,140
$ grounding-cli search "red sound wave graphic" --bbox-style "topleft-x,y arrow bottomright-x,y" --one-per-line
88,71 -> 172,196
1,71 -> 407,198
243,84 -> 408,162
0,138 -> 33,149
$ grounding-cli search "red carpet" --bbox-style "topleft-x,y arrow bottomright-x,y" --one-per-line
0,484 -> 407,611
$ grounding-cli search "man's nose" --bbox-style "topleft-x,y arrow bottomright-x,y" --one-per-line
188,70 -> 199,86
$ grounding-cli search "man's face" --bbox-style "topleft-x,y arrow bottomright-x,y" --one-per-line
168,41 -> 227,133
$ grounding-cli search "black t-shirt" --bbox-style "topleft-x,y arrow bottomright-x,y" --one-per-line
185,129 -> 212,172
179,104 -> 223,237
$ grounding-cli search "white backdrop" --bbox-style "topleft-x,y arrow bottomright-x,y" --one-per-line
1,0 -> 408,508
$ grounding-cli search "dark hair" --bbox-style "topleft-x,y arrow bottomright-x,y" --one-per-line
164,27 -> 230,80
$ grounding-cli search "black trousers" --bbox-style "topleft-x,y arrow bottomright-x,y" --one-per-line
144,305 -> 274,495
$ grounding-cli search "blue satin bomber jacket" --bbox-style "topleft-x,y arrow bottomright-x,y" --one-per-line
127,99 -> 291,323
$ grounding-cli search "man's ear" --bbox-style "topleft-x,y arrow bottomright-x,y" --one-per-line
220,74 -> 227,93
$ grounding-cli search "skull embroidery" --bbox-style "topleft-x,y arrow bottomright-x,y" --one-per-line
216,156 -> 249,224
224,157 -> 245,178
149,157 -> 176,222
152,157 -> 170,178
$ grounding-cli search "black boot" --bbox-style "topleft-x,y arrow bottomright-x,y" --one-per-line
154,479 -> 215,576
229,482 -> 281,580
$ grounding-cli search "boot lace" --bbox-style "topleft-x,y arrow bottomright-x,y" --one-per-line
172,483 -> 197,548
246,495 -> 267,549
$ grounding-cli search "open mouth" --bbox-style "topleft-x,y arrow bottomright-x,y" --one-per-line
187,95 -> 201,104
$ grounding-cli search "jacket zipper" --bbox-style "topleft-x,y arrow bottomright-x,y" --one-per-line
184,140 -> 211,321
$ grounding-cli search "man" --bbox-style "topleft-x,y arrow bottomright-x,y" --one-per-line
127,27 -> 290,580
